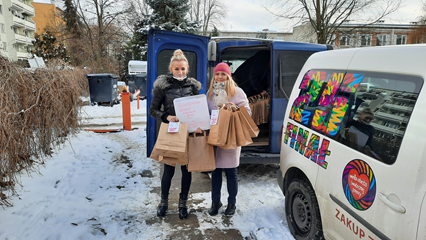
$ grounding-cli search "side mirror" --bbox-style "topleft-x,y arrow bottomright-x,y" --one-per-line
207,41 -> 217,62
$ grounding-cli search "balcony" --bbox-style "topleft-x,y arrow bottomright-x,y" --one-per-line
11,0 -> 34,16
15,34 -> 33,45
25,21 -> 36,31
371,123 -> 404,137
375,112 -> 409,123
383,103 -> 413,113
12,15 -> 26,28
17,51 -> 31,60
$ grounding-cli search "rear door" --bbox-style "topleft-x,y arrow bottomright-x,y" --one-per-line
271,42 -> 330,153
146,29 -> 209,156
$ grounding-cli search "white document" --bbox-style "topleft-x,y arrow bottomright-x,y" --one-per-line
173,94 -> 211,133
348,126 -> 369,149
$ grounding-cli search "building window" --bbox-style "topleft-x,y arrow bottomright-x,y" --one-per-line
13,27 -> 18,34
396,34 -> 407,45
376,34 -> 388,46
340,35 -> 351,46
1,23 -> 4,33
3,42 -> 6,51
0,5 -> 3,14
360,34 -> 372,46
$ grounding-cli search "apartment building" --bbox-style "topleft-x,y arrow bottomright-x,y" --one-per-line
0,0 -> 35,62
217,30 -> 293,41
293,21 -> 420,48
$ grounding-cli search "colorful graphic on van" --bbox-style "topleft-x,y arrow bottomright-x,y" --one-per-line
340,73 -> 363,93
284,122 -> 330,169
342,159 -> 376,211
289,70 -> 364,138
319,72 -> 344,107
312,96 -> 349,136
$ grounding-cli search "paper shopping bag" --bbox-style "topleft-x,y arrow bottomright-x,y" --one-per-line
155,122 -> 189,159
221,112 -> 238,149
150,143 -> 188,166
207,106 -> 232,147
235,108 -> 253,145
187,131 -> 216,172
232,106 -> 252,147
238,105 -> 259,138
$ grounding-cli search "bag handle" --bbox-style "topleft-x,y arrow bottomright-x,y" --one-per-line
192,130 -> 207,137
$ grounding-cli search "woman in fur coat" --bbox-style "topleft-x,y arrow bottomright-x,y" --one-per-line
149,49 -> 202,219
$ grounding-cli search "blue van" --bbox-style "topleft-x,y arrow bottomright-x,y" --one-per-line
146,29 -> 332,163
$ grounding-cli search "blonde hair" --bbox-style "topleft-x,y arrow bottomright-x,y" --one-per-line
207,73 -> 237,100
169,49 -> 189,70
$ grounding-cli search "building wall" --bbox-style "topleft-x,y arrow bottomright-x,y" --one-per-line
0,0 -> 35,61
31,2 -> 62,34
217,30 -> 293,41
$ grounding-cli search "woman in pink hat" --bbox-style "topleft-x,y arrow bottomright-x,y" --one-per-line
206,62 -> 251,216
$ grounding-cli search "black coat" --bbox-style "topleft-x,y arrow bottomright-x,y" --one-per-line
149,75 -> 202,123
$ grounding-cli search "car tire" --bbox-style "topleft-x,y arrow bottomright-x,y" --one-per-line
285,178 -> 324,240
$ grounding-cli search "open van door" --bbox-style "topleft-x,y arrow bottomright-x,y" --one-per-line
146,29 -> 210,157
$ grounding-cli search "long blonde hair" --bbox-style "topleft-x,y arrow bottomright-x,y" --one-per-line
169,49 -> 189,71
207,73 -> 237,100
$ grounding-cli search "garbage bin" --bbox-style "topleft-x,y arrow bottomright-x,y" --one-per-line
86,73 -> 119,107
127,73 -> 147,98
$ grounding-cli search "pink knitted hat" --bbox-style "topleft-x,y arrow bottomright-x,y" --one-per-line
213,63 -> 231,78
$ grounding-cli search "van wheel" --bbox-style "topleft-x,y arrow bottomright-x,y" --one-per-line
285,179 -> 324,240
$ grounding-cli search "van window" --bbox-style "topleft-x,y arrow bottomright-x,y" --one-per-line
157,50 -> 197,78
274,50 -> 317,99
289,70 -> 423,164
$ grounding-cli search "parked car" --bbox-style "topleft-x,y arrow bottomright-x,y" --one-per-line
277,44 -> 426,240
146,29 -> 332,163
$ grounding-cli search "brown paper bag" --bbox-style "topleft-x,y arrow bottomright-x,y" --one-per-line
232,106 -> 252,146
187,131 -> 216,172
221,113 -> 238,149
150,143 -> 188,166
207,106 -> 232,147
239,105 -> 260,138
237,110 -> 253,145
155,122 -> 189,159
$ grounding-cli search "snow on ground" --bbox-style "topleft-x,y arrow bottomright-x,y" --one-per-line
0,100 -> 295,240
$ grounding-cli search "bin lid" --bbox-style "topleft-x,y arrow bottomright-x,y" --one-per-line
87,73 -> 119,78
127,73 -> 147,78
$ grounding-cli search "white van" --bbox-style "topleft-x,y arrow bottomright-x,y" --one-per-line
277,44 -> 426,240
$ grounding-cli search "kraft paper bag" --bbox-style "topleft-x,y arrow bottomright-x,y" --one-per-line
150,142 -> 188,167
207,106 -> 232,147
236,109 -> 253,145
238,105 -> 260,138
221,113 -> 238,149
155,122 -> 189,159
187,131 -> 216,172
232,106 -> 252,146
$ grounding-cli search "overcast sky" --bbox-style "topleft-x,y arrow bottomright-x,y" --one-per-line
34,0 -> 424,32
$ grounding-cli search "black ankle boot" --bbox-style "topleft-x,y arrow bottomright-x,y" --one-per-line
225,203 -> 236,216
208,201 -> 222,216
178,193 -> 188,219
157,195 -> 168,217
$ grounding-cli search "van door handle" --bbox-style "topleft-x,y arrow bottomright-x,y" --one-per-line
378,193 -> 406,213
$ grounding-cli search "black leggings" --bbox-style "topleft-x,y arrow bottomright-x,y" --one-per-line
161,164 -> 192,198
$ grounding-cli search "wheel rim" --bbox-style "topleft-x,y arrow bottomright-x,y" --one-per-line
291,192 -> 312,234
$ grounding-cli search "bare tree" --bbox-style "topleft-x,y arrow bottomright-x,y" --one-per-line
411,2 -> 426,43
189,0 -> 227,35
74,0 -> 132,64
264,0 -> 402,44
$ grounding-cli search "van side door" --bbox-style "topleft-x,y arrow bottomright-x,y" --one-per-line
146,29 -> 210,156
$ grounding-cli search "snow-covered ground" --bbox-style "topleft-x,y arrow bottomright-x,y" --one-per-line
0,99 -> 295,240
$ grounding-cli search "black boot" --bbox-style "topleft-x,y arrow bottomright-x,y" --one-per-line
178,193 -> 188,219
208,202 -> 222,216
157,195 -> 168,217
225,203 -> 236,216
